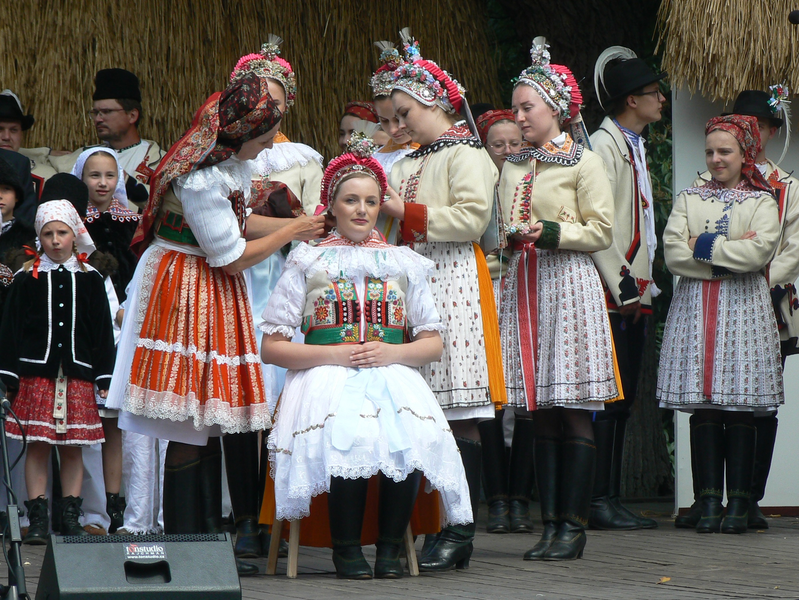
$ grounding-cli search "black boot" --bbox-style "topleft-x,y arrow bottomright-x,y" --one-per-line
51,450 -> 62,533
22,496 -> 49,545
223,432 -> 262,557
675,414 -> 702,528
419,437 -> 480,571
420,532 -> 440,560
721,423 -> 756,534
524,437 -> 559,560
478,418 -> 509,534
198,440 -> 223,535
608,418 -> 657,529
589,419 -> 637,530
329,476 -> 372,579
694,422 -> 724,534
106,492 -> 126,534
749,414 -> 777,529
543,437 -> 595,560
163,455 -> 201,534
375,471 -> 422,579
508,418 -> 535,533
59,496 -> 89,536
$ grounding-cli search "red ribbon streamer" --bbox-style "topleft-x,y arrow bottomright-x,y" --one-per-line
515,243 -> 539,411
702,280 -> 721,400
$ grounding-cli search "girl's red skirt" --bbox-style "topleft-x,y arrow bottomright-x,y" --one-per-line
6,376 -> 105,445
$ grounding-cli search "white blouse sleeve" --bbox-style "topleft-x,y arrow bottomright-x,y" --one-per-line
259,264 -> 307,339
405,275 -> 445,338
174,175 -> 246,268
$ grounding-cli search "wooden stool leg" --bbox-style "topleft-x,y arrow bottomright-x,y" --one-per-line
266,521 -> 283,575
287,520 -> 301,578
404,524 -> 419,577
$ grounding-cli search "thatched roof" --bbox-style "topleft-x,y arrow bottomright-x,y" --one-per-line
657,0 -> 799,101
1,0 -> 502,161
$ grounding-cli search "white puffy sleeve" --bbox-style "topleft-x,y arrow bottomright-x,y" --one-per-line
259,263 -> 307,339
174,163 -> 249,268
405,275 -> 445,338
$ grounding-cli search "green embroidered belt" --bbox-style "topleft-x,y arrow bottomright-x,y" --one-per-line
155,210 -> 200,247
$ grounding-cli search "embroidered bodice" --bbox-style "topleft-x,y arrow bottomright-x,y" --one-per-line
259,230 -> 444,344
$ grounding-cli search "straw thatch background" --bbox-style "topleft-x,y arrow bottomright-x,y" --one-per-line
657,0 -> 799,101
0,0 -> 502,160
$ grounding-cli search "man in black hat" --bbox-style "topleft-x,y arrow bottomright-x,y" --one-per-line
0,89 -> 58,198
678,87 -> 798,531
51,68 -> 164,207
587,48 -> 666,531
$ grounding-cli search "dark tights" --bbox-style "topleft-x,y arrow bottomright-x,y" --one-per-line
693,409 -> 754,427
165,438 -> 221,467
533,407 -> 595,441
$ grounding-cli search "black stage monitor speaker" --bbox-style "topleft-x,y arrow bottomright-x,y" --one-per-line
35,533 -> 241,599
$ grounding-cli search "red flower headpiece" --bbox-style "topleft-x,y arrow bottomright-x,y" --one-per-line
321,125 -> 387,208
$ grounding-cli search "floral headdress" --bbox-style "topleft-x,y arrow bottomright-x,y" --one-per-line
514,36 -> 582,125
321,122 -> 388,208
231,34 -> 297,109
370,41 -> 406,99
392,28 -> 465,114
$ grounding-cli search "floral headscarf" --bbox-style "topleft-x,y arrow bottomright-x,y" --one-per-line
705,114 -> 771,193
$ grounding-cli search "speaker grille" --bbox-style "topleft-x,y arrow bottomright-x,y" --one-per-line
57,533 -> 228,543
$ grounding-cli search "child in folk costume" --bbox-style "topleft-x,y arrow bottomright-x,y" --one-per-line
497,37 -> 619,561
72,146 -> 140,533
105,52 -> 323,577
260,129 -> 471,580
658,115 -> 783,534
382,30 -> 505,572
0,200 -> 115,543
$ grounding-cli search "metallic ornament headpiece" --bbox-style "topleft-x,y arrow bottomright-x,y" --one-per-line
391,27 -> 465,114
514,36 -> 582,125
370,41 -> 406,98
230,34 -> 297,109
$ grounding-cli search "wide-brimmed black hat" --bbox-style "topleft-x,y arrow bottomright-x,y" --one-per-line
603,58 -> 666,102
0,156 -> 24,204
0,90 -> 34,130
39,173 -> 89,218
93,68 -> 142,102
724,90 -> 783,127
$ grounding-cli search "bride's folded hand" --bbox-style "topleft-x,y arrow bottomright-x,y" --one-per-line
349,342 -> 397,368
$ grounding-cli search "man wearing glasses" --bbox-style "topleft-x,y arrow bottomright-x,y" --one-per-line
586,47 -> 667,532
52,69 -> 163,207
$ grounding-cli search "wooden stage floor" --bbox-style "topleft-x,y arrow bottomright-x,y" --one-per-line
6,502 -> 799,599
